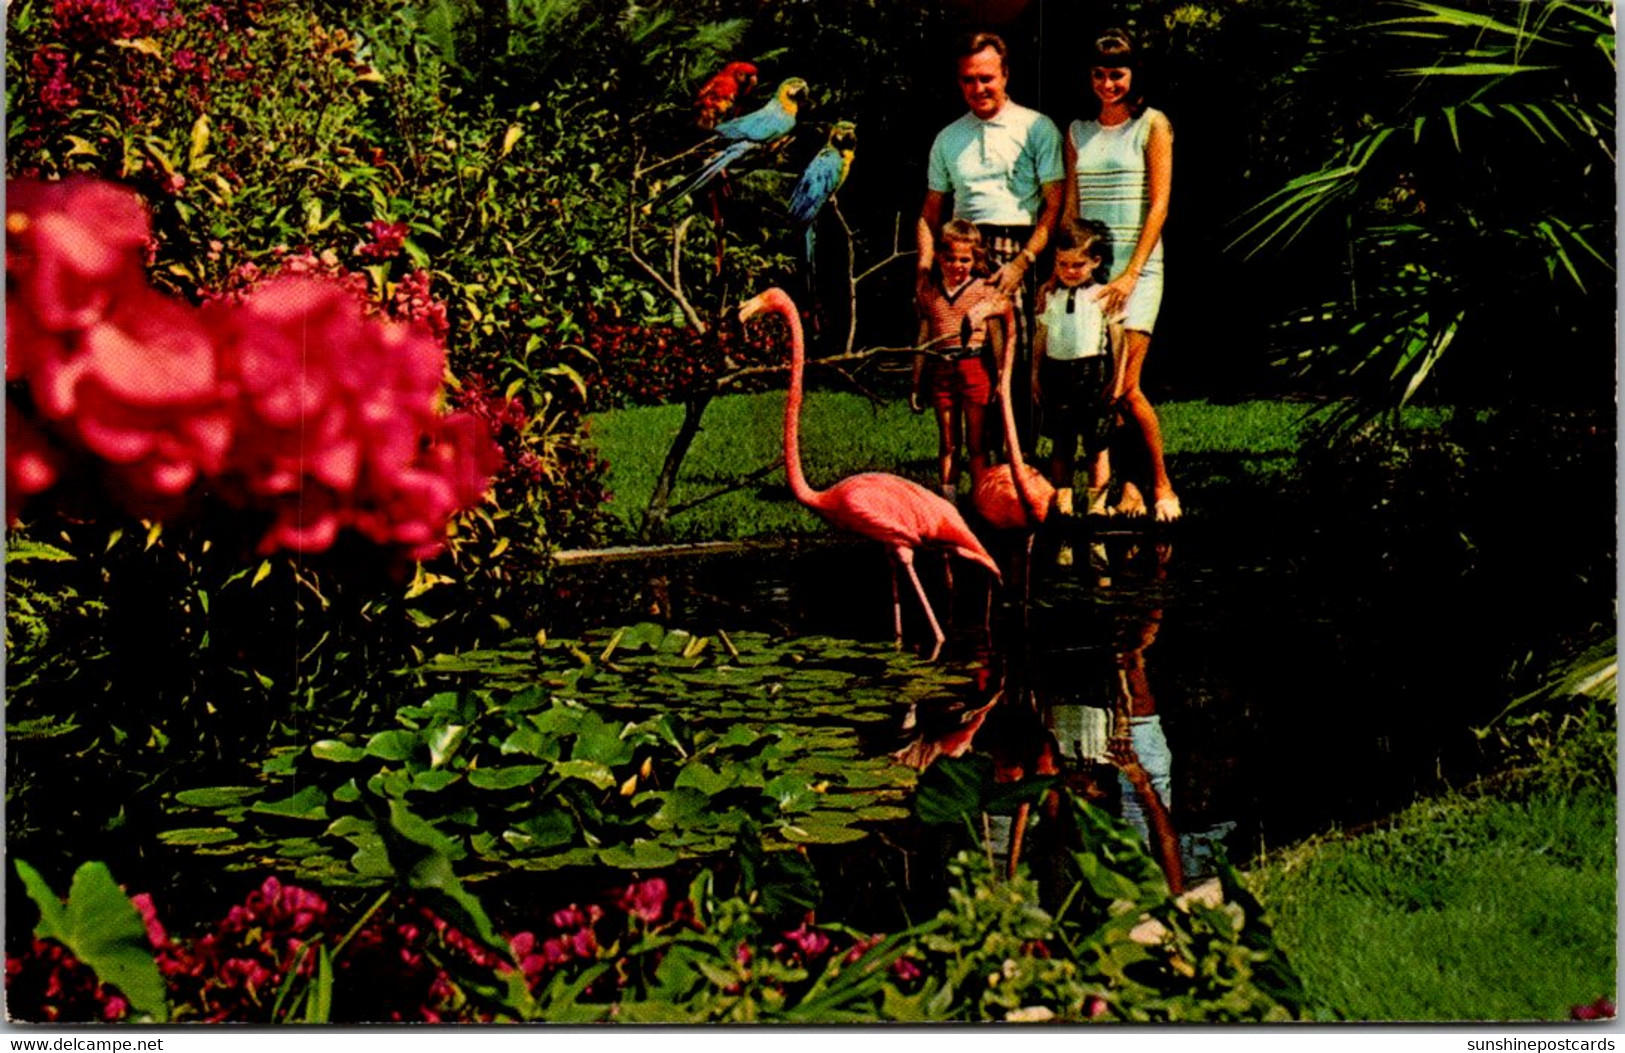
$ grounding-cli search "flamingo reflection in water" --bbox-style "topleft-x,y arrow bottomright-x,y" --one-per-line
739,287 -> 1000,661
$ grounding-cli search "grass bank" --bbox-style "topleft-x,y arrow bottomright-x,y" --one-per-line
1246,779 -> 1616,1021
585,392 -> 1320,542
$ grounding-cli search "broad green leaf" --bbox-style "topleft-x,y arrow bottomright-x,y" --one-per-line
15,861 -> 169,1021
365,730 -> 420,762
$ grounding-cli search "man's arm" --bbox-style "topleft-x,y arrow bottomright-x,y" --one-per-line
916,189 -> 948,285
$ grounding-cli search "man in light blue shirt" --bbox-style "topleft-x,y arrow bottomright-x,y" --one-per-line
917,33 -> 1064,442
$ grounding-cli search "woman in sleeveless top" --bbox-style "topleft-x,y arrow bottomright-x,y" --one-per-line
1064,28 -> 1181,522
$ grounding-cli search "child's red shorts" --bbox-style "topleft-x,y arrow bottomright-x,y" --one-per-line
925,352 -> 994,411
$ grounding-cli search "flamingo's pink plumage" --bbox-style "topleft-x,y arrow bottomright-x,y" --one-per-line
740,287 -> 1000,657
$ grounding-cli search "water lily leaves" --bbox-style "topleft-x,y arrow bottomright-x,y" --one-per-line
779,819 -> 867,844
569,712 -> 633,766
159,827 -> 238,845
425,724 -> 468,768
411,770 -> 461,794
505,811 -> 575,852
467,765 -> 548,791
365,730 -> 420,762
552,759 -> 616,790
643,787 -> 713,831
312,740 -> 365,763
674,761 -> 732,795
173,786 -> 261,808
251,786 -> 328,821
169,622 -> 953,891
598,839 -> 679,869
499,726 -> 556,759
764,773 -> 820,814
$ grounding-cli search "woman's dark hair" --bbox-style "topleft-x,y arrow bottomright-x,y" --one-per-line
1086,27 -> 1148,117
1054,218 -> 1113,283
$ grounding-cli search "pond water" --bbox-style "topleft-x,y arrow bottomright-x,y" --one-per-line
543,502 -> 1609,875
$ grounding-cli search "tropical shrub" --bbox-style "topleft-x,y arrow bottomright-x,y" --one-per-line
1231,0 -> 1616,434
12,816 -> 1306,1023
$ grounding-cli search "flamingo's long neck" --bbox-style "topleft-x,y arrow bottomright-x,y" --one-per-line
777,291 -> 822,508
998,311 -> 1043,518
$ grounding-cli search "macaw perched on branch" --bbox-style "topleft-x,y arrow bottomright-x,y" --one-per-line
669,77 -> 809,203
788,121 -> 857,270
695,61 -> 759,130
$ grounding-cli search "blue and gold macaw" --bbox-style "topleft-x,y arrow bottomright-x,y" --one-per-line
671,77 -> 809,203
787,121 -> 857,268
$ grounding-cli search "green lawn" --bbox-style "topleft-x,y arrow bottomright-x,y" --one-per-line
585,392 -> 1323,542
1247,786 -> 1617,1021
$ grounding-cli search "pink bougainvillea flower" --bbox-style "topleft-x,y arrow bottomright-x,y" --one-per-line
6,408 -> 65,520
6,178 -> 499,554
6,176 -> 152,334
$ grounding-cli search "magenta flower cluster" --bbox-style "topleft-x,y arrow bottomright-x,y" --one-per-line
356,220 -> 409,262
53,0 -> 183,45
7,870 -> 927,1022
6,177 -> 500,558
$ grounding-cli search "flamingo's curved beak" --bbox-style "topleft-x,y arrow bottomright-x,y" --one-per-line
738,292 -> 770,322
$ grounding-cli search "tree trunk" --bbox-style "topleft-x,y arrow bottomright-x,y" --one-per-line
639,391 -> 714,542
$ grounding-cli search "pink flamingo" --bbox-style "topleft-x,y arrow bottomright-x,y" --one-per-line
972,305 -> 1056,531
740,287 -> 1001,661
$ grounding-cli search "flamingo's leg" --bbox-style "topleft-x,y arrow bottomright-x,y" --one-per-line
899,548 -> 945,661
1008,801 -> 1031,879
889,558 -> 904,650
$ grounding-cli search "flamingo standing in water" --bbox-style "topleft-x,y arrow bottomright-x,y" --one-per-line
739,287 -> 1001,660
972,306 -> 1056,532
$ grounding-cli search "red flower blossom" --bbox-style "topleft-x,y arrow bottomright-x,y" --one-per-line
357,220 -> 408,261
615,877 -> 668,924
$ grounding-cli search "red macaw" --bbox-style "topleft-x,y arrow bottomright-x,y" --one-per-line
695,61 -> 759,131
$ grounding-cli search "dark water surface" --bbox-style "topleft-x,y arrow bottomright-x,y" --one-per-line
544,505 -> 1611,867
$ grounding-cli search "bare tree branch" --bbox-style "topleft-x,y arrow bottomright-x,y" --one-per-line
625,145 -> 706,333
716,344 -> 933,388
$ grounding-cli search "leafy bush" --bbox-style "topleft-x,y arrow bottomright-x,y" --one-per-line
12,813 -> 1306,1023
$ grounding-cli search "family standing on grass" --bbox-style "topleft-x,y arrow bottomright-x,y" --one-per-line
912,28 -> 1181,523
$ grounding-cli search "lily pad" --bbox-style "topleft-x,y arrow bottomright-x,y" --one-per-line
173,786 -> 262,809
159,827 -> 238,846
598,839 -> 680,869
466,765 -> 548,790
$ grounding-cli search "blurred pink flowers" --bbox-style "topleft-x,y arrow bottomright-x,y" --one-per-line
6,177 -> 499,558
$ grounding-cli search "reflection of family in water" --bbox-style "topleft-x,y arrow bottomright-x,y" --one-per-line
893,537 -> 1232,893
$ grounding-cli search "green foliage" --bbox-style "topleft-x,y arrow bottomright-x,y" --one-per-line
14,859 -> 170,1022
1250,787 -> 1617,1020
1232,0 -> 1616,435
1479,634 -> 1617,793
164,624 -> 937,885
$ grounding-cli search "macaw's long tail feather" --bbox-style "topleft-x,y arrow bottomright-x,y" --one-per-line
803,226 -> 817,271
666,140 -> 751,205
711,184 -> 727,275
